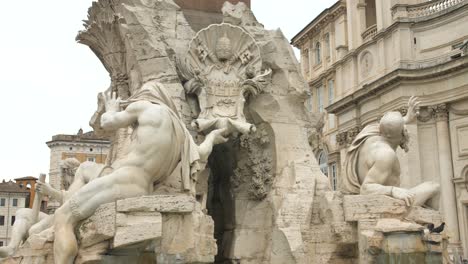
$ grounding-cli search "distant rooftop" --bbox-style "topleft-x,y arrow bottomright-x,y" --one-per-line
47,129 -> 110,145
14,176 -> 38,181
0,180 -> 30,193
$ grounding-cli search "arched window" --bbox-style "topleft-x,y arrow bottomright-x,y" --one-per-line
318,151 -> 328,177
315,42 -> 322,64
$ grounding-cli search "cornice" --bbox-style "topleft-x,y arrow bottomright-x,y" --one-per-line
46,140 -> 110,148
326,56 -> 468,114
291,2 -> 346,47
450,105 -> 468,116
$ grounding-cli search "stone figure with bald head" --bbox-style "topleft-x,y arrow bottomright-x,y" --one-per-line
342,97 -> 440,207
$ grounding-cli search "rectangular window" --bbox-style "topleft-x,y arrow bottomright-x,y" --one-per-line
0,216 -> 4,226
325,33 -> 331,58
0,241 -> 3,246
328,79 -> 336,129
329,114 -> 336,129
317,86 -> 324,113
87,157 -> 96,162
12,198 -> 18,207
11,216 -> 15,225
328,79 -> 334,105
315,42 -> 322,65
302,49 -> 310,74
330,163 -> 337,191
306,94 -> 313,112
0,198 -> 4,207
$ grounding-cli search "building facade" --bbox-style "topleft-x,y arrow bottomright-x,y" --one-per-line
13,176 -> 46,210
0,181 -> 29,246
292,0 -> 468,259
46,129 -> 110,212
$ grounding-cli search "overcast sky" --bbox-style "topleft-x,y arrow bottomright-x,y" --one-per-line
0,0 -> 335,182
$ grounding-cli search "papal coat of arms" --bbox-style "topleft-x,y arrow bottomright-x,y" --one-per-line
178,23 -> 271,136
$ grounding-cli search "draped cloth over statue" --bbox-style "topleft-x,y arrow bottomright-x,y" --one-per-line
121,81 -> 201,192
342,124 -> 380,194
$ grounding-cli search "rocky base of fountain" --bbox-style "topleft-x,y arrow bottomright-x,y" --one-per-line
1,195 -> 216,264
306,192 -> 448,263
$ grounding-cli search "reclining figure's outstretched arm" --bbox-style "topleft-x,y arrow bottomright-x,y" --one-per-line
361,148 -> 415,206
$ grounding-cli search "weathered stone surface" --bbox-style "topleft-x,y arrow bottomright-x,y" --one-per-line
26,228 -> 54,250
78,202 -> 116,248
374,218 -> 424,233
423,233 -> 443,243
113,212 -> 162,248
383,232 -> 427,254
160,207 -> 216,263
76,241 -> 109,264
343,195 -> 407,221
406,206 -> 443,225
116,195 -> 195,213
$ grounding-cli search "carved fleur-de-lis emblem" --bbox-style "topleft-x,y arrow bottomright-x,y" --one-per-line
240,50 -> 252,65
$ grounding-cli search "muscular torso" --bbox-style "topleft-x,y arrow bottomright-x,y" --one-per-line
111,103 -> 181,185
357,136 -> 401,187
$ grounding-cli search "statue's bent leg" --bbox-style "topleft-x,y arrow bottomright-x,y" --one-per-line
53,167 -> 150,264
410,181 -> 440,207
28,213 -> 53,237
0,208 -> 36,257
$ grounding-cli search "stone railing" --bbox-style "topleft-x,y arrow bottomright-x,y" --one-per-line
394,0 -> 466,19
408,0 -> 465,18
361,24 -> 377,42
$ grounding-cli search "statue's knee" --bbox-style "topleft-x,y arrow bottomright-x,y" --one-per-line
28,225 -> 41,237
54,207 -> 71,222
428,181 -> 440,192
15,208 -> 33,219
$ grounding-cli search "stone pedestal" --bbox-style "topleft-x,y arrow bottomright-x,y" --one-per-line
306,193 -> 449,263
344,195 -> 447,264
2,195 -> 216,264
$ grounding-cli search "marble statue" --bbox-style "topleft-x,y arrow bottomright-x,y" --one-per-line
178,23 -> 271,137
342,97 -> 440,206
0,159 -> 103,258
52,81 -> 228,264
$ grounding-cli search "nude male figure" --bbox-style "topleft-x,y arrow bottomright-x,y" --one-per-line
0,159 -> 104,258
342,97 -> 439,206
53,81 -> 228,264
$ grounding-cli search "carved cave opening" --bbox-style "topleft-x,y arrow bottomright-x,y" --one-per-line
207,141 -> 238,263
205,121 -> 274,263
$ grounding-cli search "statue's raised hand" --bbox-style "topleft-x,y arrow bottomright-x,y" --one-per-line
102,90 -> 121,112
36,182 -> 55,197
404,96 -> 420,124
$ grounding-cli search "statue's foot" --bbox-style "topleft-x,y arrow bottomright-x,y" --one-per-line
0,246 -> 16,258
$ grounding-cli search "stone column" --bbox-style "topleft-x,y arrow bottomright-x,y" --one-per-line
375,0 -> 384,31
431,104 -> 460,245
357,0 -> 367,46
